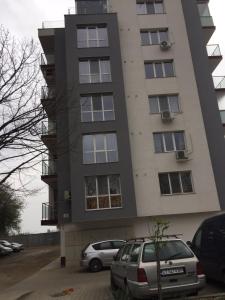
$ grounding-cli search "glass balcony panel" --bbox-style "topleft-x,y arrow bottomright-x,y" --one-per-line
213,76 -> 225,90
207,44 -> 221,57
220,111 -> 225,124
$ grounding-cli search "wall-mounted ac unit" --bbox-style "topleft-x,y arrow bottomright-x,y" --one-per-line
160,40 -> 171,51
175,150 -> 189,161
161,110 -> 174,122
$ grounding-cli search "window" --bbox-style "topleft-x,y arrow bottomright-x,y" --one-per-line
153,131 -> 185,153
100,241 -> 113,250
83,133 -> 118,164
136,0 -> 164,15
85,175 -> 122,210
77,25 -> 108,48
80,94 -> 115,122
141,29 -> 168,46
149,95 -> 180,114
112,240 -> 125,249
145,61 -> 175,78
79,59 -> 111,83
130,244 -> 141,262
121,244 -> 132,261
76,0 -> 108,14
158,171 -> 193,195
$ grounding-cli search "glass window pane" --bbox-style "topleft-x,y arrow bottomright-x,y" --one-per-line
89,40 -> 98,47
174,132 -> 185,150
82,112 -> 93,122
99,196 -> 110,208
86,197 -> 97,209
85,177 -> 96,196
159,173 -> 171,194
83,135 -> 94,151
100,60 -> 110,74
141,32 -> 149,46
101,74 -> 111,82
93,111 -> 103,121
136,3 -> 146,14
91,73 -> 100,83
150,31 -> 158,44
107,150 -> 118,162
97,176 -> 108,195
109,175 -> 120,194
79,61 -> 89,74
106,133 -> 117,150
104,111 -> 115,121
181,172 -> 193,193
88,27 -> 97,39
149,96 -> 159,113
170,173 -> 182,194
169,96 -> 179,113
154,133 -> 164,153
80,75 -> 90,84
90,60 -> 99,74
92,95 -> 102,111
96,151 -> 107,163
80,96 -> 92,112
98,27 -> 108,46
78,40 -> 87,48
164,62 -> 174,77
159,96 -> 169,112
146,2 -> 154,14
77,28 -> 87,48
145,63 -> 154,79
111,195 -> 122,207
155,2 -> 164,14
103,95 -> 114,110
95,135 -> 105,150
83,152 -> 95,164
164,132 -> 174,151
155,63 -> 163,77
159,30 -> 168,43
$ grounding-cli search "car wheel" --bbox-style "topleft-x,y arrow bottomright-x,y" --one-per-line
89,259 -> 102,272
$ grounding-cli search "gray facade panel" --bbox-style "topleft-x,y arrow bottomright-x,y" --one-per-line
181,0 -> 225,210
64,13 -> 137,222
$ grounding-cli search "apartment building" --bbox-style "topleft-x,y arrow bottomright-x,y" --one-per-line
39,0 -> 225,264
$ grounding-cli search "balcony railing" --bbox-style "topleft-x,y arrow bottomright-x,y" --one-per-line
42,121 -> 56,136
200,16 -> 214,27
207,44 -> 222,57
213,76 -> 225,90
42,160 -> 56,176
42,203 -> 57,224
41,86 -> 56,100
40,53 -> 55,66
220,110 -> 225,124
41,20 -> 64,29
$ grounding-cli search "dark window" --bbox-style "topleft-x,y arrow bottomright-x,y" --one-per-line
100,241 -> 113,250
79,59 -> 111,83
136,0 -> 164,14
145,61 -> 175,79
92,243 -> 101,250
114,246 -> 124,261
121,244 -> 132,261
130,244 -> 141,262
158,172 -> 193,195
149,95 -> 180,114
153,131 -> 186,153
77,0 -> 108,14
141,29 -> 168,46
112,240 -> 125,249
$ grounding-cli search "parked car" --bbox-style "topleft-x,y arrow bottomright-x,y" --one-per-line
0,240 -> 22,252
187,213 -> 225,283
111,237 -> 205,299
80,239 -> 126,272
0,244 -> 13,256
11,242 -> 24,251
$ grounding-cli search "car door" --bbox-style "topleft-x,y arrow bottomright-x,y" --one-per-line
98,241 -> 115,266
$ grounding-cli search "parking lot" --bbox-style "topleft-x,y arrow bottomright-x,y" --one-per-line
0,246 -> 224,300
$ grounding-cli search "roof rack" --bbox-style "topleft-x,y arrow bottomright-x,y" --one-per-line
127,234 -> 183,243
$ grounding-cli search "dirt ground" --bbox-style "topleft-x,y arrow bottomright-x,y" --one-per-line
0,245 -> 59,292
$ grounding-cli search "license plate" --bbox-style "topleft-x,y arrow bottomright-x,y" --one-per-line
161,267 -> 185,276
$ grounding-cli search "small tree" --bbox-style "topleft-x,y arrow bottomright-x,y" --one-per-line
0,184 -> 24,235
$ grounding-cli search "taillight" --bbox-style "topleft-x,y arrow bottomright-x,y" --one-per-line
137,268 -> 148,283
196,262 -> 204,275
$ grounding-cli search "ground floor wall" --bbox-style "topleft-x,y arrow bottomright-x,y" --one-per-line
61,211 -> 220,265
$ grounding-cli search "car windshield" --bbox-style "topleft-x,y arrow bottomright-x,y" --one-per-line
142,240 -> 194,262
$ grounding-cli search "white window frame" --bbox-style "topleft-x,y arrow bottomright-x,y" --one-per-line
80,94 -> 115,122
85,175 -> 122,210
154,131 -> 186,153
159,171 -> 194,195
77,26 -> 108,48
146,61 -> 174,78
136,0 -> 164,15
83,133 -> 118,164
79,59 -> 112,83
141,29 -> 168,45
149,95 -> 180,114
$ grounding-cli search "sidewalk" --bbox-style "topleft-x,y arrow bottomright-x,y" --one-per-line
0,259 -> 114,300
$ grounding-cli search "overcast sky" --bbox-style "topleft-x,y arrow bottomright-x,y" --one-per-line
0,0 -> 224,233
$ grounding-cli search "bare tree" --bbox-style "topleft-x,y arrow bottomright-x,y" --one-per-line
0,26 -> 46,186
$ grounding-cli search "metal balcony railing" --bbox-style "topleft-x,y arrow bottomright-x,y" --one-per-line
213,76 -> 225,90
40,53 -> 55,66
42,121 -> 56,136
42,160 -> 56,176
220,110 -> 225,124
41,86 -> 56,100
207,44 -> 222,57
200,16 -> 214,27
42,203 -> 57,221
41,20 -> 64,29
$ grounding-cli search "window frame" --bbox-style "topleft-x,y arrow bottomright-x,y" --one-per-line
77,25 -> 109,48
79,58 -> 112,83
158,171 -> 194,196
80,93 -> 115,122
149,94 -> 180,114
153,131 -> 186,153
85,175 -> 123,211
140,28 -> 168,46
145,61 -> 175,79
136,0 -> 165,15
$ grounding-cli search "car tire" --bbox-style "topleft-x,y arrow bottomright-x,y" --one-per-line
89,259 -> 102,272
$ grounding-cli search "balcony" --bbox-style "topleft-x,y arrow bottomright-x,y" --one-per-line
207,44 -> 222,72
41,159 -> 57,188
41,86 -> 56,116
198,3 -> 215,44
41,122 -> 56,154
41,203 -> 58,226
220,110 -> 225,125
74,0 -> 112,15
213,76 -> 225,91
40,54 -> 55,84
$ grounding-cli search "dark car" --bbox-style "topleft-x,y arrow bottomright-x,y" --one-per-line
0,244 -> 13,256
188,213 -> 225,283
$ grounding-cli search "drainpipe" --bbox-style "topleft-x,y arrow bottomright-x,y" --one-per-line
60,225 -> 66,267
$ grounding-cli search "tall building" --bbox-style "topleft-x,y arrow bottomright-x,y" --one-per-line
39,0 -> 225,264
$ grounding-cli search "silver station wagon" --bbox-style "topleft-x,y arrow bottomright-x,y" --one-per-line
111,237 -> 205,299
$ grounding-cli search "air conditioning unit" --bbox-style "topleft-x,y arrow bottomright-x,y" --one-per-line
160,40 -> 171,51
161,110 -> 174,122
175,150 -> 189,161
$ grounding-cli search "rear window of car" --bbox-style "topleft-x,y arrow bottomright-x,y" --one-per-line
142,240 -> 194,262
112,240 -> 125,249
